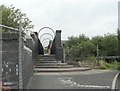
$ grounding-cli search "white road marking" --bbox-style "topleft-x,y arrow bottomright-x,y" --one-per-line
111,72 -> 120,89
58,77 -> 110,89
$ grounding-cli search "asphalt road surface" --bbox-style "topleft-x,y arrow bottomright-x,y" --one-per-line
27,70 -> 119,89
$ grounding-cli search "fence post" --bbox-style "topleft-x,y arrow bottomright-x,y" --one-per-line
18,19 -> 23,89
0,8 -> 2,90
96,44 -> 99,66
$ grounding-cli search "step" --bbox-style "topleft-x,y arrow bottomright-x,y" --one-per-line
38,55 -> 55,58
34,65 -> 73,68
37,58 -> 56,60
39,54 -> 55,56
38,56 -> 56,58
35,63 -> 58,66
35,62 -> 68,66
37,59 -> 56,61
36,61 -> 59,63
34,67 -> 91,72
57,63 -> 68,66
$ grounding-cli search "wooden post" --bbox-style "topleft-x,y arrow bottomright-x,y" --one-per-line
97,45 -> 99,66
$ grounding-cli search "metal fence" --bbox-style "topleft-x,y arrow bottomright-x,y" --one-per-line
64,48 -> 98,68
0,24 -> 20,89
64,48 -> 120,67
0,24 -> 34,89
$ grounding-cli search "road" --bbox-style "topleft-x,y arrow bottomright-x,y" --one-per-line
27,70 -> 119,90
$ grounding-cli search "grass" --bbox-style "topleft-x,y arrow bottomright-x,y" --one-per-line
99,60 -> 120,70
68,56 -> 120,70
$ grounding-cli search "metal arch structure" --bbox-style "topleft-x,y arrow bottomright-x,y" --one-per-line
38,27 -> 55,34
42,41 -> 49,47
38,27 -> 55,53
42,38 -> 51,44
43,45 -> 48,48
43,42 -> 49,45
39,33 -> 54,41
43,43 -> 49,47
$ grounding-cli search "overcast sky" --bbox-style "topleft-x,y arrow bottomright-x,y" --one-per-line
0,0 -> 119,40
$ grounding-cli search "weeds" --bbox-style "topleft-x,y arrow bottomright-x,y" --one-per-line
99,60 -> 120,70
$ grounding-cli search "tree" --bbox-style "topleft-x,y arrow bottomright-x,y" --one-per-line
91,36 -> 103,56
91,36 -> 103,48
65,34 -> 95,58
66,34 -> 89,48
91,34 -> 118,56
0,5 -> 34,31
100,34 -> 118,56
65,33 -> 118,58
78,41 -> 96,58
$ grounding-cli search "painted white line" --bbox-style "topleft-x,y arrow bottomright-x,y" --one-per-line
111,72 -> 120,89
76,84 -> 110,89
58,77 -> 110,89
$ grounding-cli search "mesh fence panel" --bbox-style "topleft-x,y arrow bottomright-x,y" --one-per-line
1,28 -> 19,89
0,24 -> 35,89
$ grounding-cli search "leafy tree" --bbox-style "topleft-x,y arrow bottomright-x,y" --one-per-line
100,34 -> 118,56
66,34 -> 89,48
91,36 -> 103,56
78,41 -> 96,58
91,36 -> 103,48
91,34 -> 118,56
65,34 -> 95,58
65,33 -> 118,58
0,5 -> 34,30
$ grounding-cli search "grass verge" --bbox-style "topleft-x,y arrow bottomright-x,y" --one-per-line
99,60 -> 120,70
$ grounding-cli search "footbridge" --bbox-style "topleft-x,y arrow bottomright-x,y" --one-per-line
36,27 -> 64,62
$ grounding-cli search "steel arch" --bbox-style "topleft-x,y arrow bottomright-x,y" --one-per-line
43,42 -> 49,47
39,27 -> 55,34
39,33 -> 54,41
42,38 -> 51,44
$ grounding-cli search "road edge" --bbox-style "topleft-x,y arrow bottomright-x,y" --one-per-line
111,72 -> 120,90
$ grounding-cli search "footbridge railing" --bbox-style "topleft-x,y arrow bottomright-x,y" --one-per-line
51,30 -> 64,62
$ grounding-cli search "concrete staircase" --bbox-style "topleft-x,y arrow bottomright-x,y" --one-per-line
34,55 -> 91,73
34,55 -> 73,72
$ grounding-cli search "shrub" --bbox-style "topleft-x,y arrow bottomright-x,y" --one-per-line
99,60 -> 120,70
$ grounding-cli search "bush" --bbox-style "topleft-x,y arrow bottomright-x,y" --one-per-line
99,60 -> 120,70
87,56 -> 96,62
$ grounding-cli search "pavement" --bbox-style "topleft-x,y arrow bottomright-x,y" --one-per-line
27,69 -> 119,89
